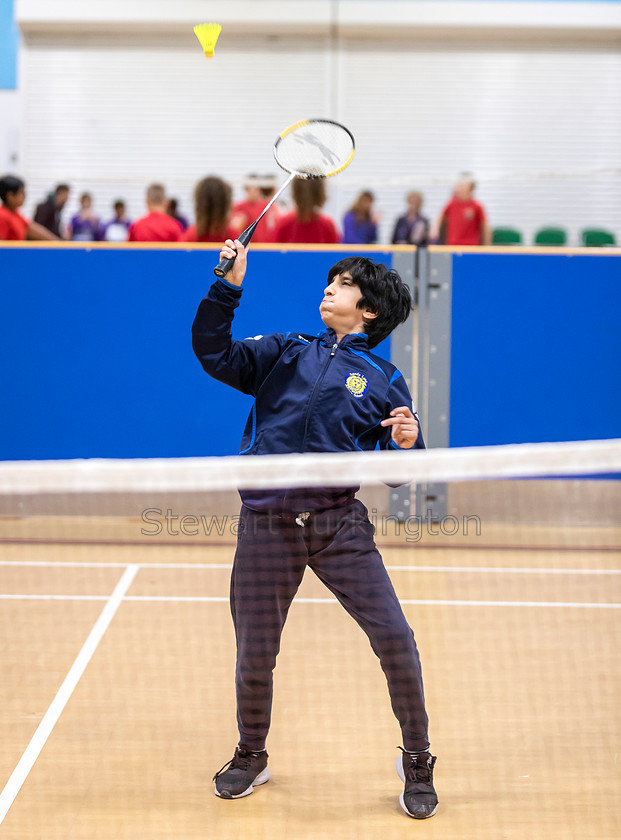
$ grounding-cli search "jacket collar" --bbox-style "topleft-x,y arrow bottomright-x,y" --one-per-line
319,328 -> 369,350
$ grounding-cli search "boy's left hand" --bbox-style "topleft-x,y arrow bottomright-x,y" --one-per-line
381,406 -> 419,449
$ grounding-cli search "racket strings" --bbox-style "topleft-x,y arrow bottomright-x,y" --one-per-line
275,120 -> 355,178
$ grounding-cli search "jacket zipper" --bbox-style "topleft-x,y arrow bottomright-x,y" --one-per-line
301,342 -> 338,450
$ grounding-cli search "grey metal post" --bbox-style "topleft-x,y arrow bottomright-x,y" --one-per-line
415,249 -> 452,521
389,249 -> 417,521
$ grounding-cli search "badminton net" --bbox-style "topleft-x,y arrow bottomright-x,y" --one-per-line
0,439 -> 620,837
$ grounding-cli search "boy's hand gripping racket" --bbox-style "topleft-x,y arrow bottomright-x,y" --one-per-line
214,118 -> 355,278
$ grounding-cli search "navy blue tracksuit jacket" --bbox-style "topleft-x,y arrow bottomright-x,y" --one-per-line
192,278 -> 425,512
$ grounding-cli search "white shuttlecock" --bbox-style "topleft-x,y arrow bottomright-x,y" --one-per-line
193,23 -> 222,58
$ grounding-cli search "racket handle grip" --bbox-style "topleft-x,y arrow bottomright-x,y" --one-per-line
213,224 -> 257,278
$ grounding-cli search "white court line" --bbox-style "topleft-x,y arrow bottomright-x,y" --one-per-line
0,561 -> 234,570
0,594 -> 108,601
399,599 -> 621,608
389,565 -> 621,575
0,559 -> 619,575
124,596 -> 621,609
0,564 -> 139,826
0,593 -> 619,608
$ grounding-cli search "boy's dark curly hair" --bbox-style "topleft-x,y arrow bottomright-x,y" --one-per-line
326,256 -> 412,348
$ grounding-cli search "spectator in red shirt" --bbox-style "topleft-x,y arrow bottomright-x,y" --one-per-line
0,175 -> 59,241
128,184 -> 183,242
258,175 -> 286,240
231,173 -> 282,243
432,176 -> 491,246
182,176 -> 237,243
275,178 -> 340,244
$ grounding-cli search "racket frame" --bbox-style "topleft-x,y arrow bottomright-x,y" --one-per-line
213,119 -> 355,279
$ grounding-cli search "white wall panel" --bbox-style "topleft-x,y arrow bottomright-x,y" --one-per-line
20,35 -> 332,227
338,41 -> 621,244
0,91 -> 20,173
19,33 -> 621,245
17,0 -> 621,36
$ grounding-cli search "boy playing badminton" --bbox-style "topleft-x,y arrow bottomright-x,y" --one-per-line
192,240 -> 438,819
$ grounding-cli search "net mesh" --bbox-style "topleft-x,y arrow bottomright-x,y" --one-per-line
274,120 -> 355,178
1,441 -> 620,838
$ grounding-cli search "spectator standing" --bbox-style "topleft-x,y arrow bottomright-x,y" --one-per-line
342,190 -> 378,244
257,175 -> 285,241
392,191 -> 429,246
167,198 -> 189,231
431,176 -> 491,246
231,174 -> 282,243
33,183 -> 70,238
0,175 -> 59,241
128,184 -> 182,242
68,192 -> 102,241
182,176 -> 236,243
274,178 -> 340,244
102,200 -> 131,242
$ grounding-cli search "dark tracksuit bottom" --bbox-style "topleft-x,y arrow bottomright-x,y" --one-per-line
231,498 -> 430,753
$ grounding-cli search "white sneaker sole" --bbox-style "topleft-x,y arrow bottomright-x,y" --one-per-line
396,755 -> 437,819
214,767 -> 271,799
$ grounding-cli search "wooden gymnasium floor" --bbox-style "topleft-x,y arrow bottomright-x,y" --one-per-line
0,482 -> 620,840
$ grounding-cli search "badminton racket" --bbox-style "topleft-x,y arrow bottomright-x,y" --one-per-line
214,118 -> 355,278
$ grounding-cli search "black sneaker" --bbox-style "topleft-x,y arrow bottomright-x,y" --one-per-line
213,745 -> 270,799
396,747 -> 438,819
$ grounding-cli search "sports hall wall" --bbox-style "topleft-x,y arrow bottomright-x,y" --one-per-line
13,1 -> 621,247
1,244 -> 619,461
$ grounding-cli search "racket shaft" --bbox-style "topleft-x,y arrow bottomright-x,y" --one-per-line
213,173 -> 295,278
253,173 -> 294,223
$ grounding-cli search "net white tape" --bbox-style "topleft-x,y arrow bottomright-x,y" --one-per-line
1,439 -> 620,496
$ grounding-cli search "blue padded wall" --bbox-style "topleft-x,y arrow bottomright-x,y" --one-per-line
0,246 -> 394,459
2,245 -> 619,460
449,252 -> 621,446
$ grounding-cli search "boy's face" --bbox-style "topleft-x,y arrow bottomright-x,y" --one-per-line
320,272 -> 376,336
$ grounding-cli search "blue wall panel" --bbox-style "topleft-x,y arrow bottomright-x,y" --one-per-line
3,245 -> 618,460
449,253 -> 621,446
0,0 -> 18,90
0,246 -> 393,460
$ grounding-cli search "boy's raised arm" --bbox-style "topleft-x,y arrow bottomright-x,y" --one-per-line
192,239 -> 286,396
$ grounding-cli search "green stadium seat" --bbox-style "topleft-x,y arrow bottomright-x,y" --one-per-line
534,227 -> 567,246
492,227 -> 523,245
581,228 -> 617,247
